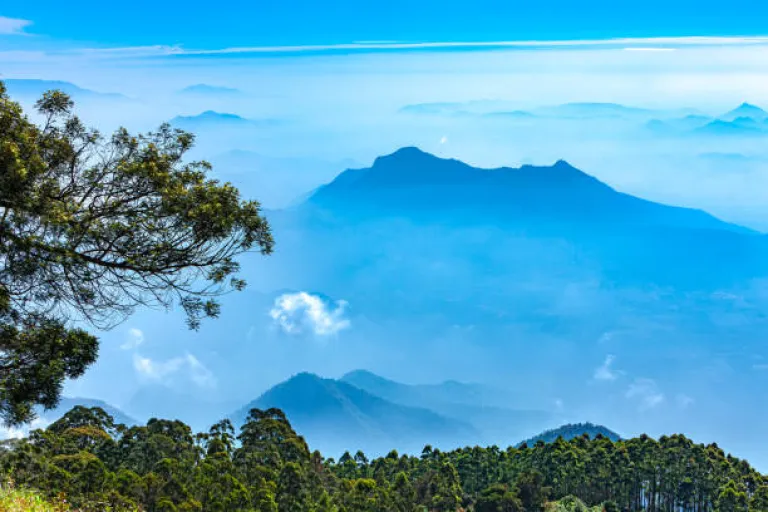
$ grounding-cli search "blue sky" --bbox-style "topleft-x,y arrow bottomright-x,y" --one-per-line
4,1 -> 768,49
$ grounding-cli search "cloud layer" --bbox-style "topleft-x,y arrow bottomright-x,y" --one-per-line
270,292 -> 350,336
133,353 -> 216,388
0,16 -> 31,35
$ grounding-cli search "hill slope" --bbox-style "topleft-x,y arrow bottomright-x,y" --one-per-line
519,423 -> 621,447
230,372 -> 478,456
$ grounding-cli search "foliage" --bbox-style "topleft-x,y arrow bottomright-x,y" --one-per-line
0,406 -> 765,512
0,82 -> 272,426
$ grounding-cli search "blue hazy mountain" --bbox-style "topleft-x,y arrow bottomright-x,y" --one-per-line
518,423 -> 621,447
230,372 -> 478,456
3,79 -> 126,100
170,111 -> 276,130
340,370 -> 553,446
307,147 -> 746,233
645,114 -> 713,133
178,84 -> 243,96
340,369 -> 508,408
694,118 -> 765,136
720,102 -> 768,122
38,397 -> 137,427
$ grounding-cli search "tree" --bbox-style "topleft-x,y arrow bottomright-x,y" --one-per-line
515,470 -> 549,512
475,483 -> 523,512
0,82 -> 273,425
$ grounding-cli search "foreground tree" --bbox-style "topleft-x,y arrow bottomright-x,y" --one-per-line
0,82 -> 273,425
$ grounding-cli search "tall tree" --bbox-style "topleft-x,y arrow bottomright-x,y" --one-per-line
0,82 -> 272,425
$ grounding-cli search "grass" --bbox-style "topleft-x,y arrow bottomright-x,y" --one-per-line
0,481 -> 70,512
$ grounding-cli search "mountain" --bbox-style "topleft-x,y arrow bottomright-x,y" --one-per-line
340,370 -> 553,446
169,111 -> 276,130
307,147 -> 746,233
518,423 -> 621,447
340,369 -> 506,408
230,372 -> 478,456
38,397 -> 136,427
694,119 -> 764,136
3,79 -> 126,100
178,84 -> 242,95
720,103 -> 768,122
645,114 -> 712,133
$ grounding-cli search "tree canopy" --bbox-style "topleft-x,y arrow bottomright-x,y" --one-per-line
0,82 -> 273,425
1,406 -> 765,512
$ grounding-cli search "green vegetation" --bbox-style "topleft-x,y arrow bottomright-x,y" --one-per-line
1,406 -> 765,512
0,83 -> 272,426
0,480 -> 71,511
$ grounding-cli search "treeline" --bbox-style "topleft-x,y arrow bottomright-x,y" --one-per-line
1,406 -> 766,512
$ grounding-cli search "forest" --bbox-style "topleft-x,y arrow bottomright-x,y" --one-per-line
1,406 -> 766,512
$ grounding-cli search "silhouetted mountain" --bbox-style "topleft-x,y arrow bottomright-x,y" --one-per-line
170,111 -> 276,129
230,372 -> 478,456
307,147 -> 746,233
39,398 -> 137,426
720,103 -> 768,122
178,84 -> 242,95
340,370 -> 553,446
3,79 -> 126,100
518,423 -> 621,447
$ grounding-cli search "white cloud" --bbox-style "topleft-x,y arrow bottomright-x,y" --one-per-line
440,136 -> 448,144
133,352 -> 216,388
270,292 -> 350,336
594,354 -> 619,381
0,16 -> 31,35
626,378 -> 665,410
121,328 -> 145,350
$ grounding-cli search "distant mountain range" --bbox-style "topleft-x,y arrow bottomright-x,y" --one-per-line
169,111 -> 277,130
2,79 -> 127,100
229,372 -> 480,455
518,423 -> 621,447
177,84 -> 243,96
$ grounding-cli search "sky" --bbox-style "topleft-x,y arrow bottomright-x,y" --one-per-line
4,3 -> 768,469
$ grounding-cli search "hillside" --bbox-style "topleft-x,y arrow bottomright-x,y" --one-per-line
519,423 -> 621,447
340,370 -> 553,445
230,372 -> 477,455
307,147 -> 744,233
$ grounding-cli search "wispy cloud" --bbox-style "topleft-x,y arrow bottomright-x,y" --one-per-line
133,353 -> 216,388
594,354 -> 620,381
0,16 -> 32,35
626,378 -> 665,410
270,291 -> 350,336
12,36 -> 768,61
121,328 -> 145,350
